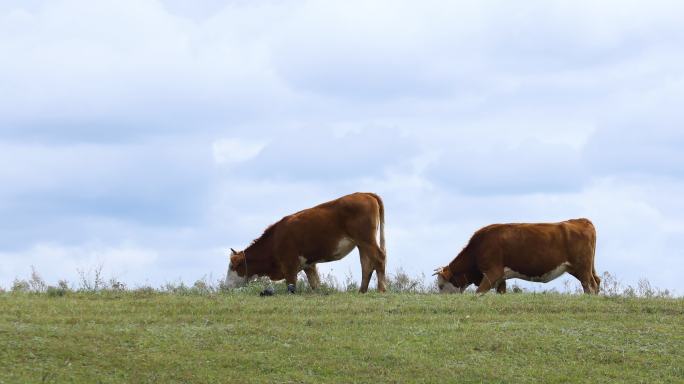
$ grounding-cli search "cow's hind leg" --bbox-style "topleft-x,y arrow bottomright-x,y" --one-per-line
375,255 -> 386,293
592,266 -> 601,293
581,278 -> 598,294
359,245 -> 373,293
358,249 -> 374,294
348,206 -> 386,293
358,243 -> 385,293
570,269 -> 599,294
370,242 -> 386,292
304,264 -> 320,290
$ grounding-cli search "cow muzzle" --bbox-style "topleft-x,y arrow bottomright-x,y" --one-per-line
225,265 -> 248,288
437,275 -> 461,294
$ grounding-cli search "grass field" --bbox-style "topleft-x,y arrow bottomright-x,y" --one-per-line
1,290 -> 682,383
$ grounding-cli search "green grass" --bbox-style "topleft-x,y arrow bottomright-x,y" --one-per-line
1,291 -> 682,383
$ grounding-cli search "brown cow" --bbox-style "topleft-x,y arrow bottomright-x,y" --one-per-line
226,192 -> 386,293
434,218 -> 600,294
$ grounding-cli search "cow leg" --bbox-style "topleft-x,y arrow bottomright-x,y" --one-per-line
496,280 -> 507,294
357,244 -> 378,293
375,257 -> 387,293
476,269 -> 503,294
285,273 -> 297,294
571,269 -> 599,294
280,259 -> 300,294
580,279 -> 596,294
358,242 -> 385,293
304,264 -> 320,290
588,275 -> 599,294
358,251 -> 374,294
592,266 -> 601,293
348,208 -> 386,293
369,242 -> 387,292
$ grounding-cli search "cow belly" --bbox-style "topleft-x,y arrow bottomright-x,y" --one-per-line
299,238 -> 356,269
503,262 -> 571,283
330,237 -> 356,260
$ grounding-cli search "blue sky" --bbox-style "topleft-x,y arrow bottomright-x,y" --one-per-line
1,0 -> 683,292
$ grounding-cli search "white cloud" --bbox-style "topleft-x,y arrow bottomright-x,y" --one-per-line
1,243 -> 158,286
212,138 -> 266,165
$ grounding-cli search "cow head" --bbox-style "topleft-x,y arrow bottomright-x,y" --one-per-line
434,267 -> 470,293
225,248 -> 249,288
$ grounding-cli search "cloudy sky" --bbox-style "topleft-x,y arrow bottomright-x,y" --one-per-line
1,0 -> 683,292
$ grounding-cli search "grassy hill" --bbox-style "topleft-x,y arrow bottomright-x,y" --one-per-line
1,291 -> 682,383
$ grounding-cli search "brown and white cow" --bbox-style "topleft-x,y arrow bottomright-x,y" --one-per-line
226,192 -> 386,293
434,218 -> 600,294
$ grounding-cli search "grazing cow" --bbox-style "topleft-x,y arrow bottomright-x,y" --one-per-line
434,218 -> 600,294
226,192 -> 386,293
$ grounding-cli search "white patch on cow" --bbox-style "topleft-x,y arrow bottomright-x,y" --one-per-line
331,237 -> 356,260
298,256 -> 309,269
503,262 -> 571,283
437,275 -> 459,294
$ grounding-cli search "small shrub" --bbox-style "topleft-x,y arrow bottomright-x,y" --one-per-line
192,278 -> 215,295
343,270 -> 359,292
562,278 -> 583,294
637,279 -> 654,298
58,280 -> 70,290
29,266 -> 47,293
218,277 -> 230,292
317,272 -> 341,294
131,285 -> 156,297
296,275 -> 311,292
597,272 -> 672,298
243,277 -> 274,295
109,279 -> 126,291
11,279 -> 30,293
193,279 -> 209,290
160,278 -> 220,296
77,265 -> 105,292
162,280 -> 190,294
623,285 -> 636,298
599,271 -> 622,296
47,285 -> 68,297
387,268 -> 429,293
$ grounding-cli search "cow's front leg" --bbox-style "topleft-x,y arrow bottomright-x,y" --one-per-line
476,269 -> 504,294
276,249 -> 300,294
496,280 -> 507,294
304,264 -> 320,290
282,264 -> 299,294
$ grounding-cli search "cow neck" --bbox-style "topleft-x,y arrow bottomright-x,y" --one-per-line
446,248 -> 475,281
242,223 -> 278,276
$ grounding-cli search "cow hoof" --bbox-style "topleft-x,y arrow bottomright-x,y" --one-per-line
287,284 -> 296,294
260,287 -> 274,297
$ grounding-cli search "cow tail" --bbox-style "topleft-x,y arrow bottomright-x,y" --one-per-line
589,220 -> 600,287
370,193 -> 386,254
